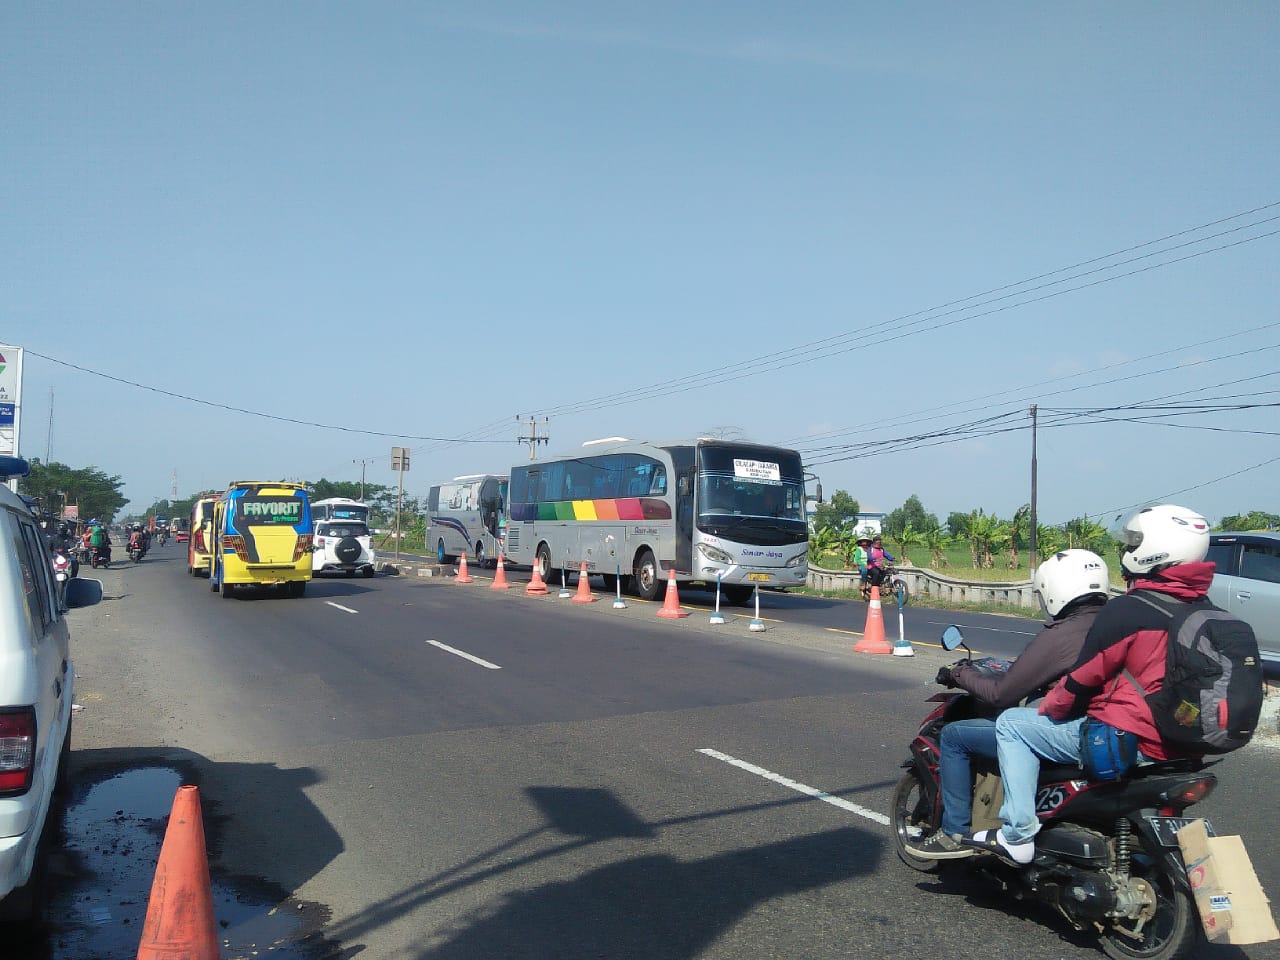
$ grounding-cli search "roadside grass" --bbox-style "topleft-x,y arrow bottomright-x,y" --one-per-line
813,545 -> 1128,589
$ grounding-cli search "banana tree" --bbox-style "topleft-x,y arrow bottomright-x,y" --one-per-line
923,526 -> 951,568
893,522 -> 926,566
808,526 -> 837,567
1006,504 -> 1031,570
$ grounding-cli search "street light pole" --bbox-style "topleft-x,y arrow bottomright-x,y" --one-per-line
1029,404 -> 1038,578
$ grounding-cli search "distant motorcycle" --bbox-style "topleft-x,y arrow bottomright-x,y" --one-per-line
51,549 -> 73,608
862,562 -> 909,606
91,544 -> 111,569
128,536 -> 147,563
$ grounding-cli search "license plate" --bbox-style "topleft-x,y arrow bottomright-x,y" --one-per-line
1148,816 -> 1215,847
747,573 -> 771,582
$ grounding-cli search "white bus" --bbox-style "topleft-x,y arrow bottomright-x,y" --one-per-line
426,475 -> 508,566
310,497 -> 371,525
504,438 -> 809,602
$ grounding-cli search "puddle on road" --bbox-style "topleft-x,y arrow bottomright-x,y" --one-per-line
25,766 -> 341,960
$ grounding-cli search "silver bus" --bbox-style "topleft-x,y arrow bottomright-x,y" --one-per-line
504,438 -> 808,602
426,474 -> 508,566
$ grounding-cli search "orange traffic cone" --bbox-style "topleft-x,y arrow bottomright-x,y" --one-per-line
456,552 -> 473,584
853,584 -> 893,654
136,785 -> 218,960
572,561 -> 597,604
656,566 -> 689,619
490,553 -> 510,590
525,555 -> 549,595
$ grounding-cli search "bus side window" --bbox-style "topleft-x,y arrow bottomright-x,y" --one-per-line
650,466 -> 667,495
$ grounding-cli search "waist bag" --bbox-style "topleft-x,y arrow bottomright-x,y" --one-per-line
1079,718 -> 1138,781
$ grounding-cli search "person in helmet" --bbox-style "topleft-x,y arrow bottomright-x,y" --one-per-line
908,549 -> 1111,860
964,505 -> 1212,865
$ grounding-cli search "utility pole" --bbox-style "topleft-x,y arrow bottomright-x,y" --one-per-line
46,388 -> 53,463
171,468 -> 178,501
353,458 -> 370,499
517,415 -> 549,460
1029,404 -> 1038,579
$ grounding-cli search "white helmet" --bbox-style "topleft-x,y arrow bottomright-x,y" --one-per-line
1033,549 -> 1110,618
1119,504 -> 1210,577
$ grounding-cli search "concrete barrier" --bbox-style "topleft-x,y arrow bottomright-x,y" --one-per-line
808,563 -> 1038,609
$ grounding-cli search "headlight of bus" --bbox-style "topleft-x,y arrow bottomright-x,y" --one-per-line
785,550 -> 807,568
696,542 -> 733,565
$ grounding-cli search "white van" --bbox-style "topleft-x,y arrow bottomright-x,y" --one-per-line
0,456 -> 102,927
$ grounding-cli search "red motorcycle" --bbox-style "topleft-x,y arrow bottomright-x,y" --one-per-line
891,625 -> 1218,960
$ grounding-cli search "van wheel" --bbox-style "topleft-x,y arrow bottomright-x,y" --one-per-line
289,581 -> 307,598
362,566 -> 375,578
53,715 -> 72,798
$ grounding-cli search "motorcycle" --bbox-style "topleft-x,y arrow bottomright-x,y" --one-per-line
91,544 -> 111,568
891,625 -> 1217,960
128,537 -> 147,563
51,549 -> 73,609
861,562 -> 909,606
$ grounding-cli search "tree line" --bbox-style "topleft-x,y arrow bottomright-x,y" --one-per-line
810,491 -> 1277,571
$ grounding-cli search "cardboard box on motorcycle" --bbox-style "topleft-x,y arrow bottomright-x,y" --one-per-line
1177,818 -> 1279,944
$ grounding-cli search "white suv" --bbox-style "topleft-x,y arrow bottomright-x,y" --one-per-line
311,520 -> 376,578
0,456 -> 102,927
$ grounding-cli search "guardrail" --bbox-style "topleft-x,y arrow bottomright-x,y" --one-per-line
807,563 -> 1040,609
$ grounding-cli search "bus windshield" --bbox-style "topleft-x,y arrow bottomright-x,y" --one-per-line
695,445 -> 806,544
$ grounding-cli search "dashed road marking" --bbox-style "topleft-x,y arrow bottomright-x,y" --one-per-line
427,639 -> 501,670
697,748 -> 891,826
326,601 -> 359,614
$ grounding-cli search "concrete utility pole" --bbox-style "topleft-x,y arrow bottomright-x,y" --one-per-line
1029,404 -> 1038,578
517,416 -> 549,460
353,458 -> 371,499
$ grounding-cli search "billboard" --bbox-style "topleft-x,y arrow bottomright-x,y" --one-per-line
0,346 -> 22,492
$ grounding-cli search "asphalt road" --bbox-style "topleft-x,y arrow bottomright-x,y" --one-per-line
36,546 -> 1280,959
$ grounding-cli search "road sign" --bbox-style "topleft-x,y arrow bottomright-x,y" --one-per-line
391,447 -> 410,472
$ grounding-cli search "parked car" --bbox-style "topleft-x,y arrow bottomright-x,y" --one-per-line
1206,532 -> 1280,666
312,520 -> 377,578
0,456 -> 102,929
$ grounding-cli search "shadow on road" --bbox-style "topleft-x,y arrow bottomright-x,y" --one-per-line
319,783 -> 883,959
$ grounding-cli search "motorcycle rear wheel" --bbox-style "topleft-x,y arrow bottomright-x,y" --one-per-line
1099,832 -> 1196,960
891,769 -> 940,873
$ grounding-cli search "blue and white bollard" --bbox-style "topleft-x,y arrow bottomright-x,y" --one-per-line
748,585 -> 766,632
709,573 -> 725,624
892,582 -> 913,656
613,562 -> 627,609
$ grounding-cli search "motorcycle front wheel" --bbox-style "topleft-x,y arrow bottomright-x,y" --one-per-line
891,769 -> 940,873
1099,831 -> 1197,960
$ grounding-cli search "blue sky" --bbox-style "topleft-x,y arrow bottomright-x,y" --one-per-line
4,2 -> 1277,525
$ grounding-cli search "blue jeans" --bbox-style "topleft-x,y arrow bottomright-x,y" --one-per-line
939,718 -> 998,837
994,707 -> 1086,844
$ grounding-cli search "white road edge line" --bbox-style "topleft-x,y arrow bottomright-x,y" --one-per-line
697,748 -> 890,827
427,639 -> 502,670
326,601 -> 359,614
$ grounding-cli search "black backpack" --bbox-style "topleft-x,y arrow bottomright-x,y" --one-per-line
1130,592 -> 1263,754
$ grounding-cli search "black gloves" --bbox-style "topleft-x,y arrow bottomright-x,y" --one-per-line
935,665 -> 958,688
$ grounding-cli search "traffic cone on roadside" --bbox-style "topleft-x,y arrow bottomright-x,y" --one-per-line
525,557 -> 549,595
456,552 -> 473,584
136,785 -> 218,960
656,566 -> 689,619
853,585 -> 893,654
572,561 -> 597,603
490,553 -> 510,590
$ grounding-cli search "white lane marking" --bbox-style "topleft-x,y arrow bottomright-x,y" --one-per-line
326,601 -> 359,614
697,748 -> 890,827
427,639 -> 502,670
924,619 -> 1038,637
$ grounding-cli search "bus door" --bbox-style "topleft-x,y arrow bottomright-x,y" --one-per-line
674,467 -> 695,575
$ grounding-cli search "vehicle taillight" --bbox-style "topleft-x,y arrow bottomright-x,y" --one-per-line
294,534 -> 313,562
1160,776 -> 1217,807
195,529 -> 205,551
0,708 -> 36,795
223,535 -> 249,561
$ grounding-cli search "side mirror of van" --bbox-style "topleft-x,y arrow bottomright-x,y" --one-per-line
66,577 -> 104,609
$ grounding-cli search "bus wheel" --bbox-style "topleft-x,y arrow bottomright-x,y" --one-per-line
722,584 -> 754,605
221,583 -> 235,599
632,550 -> 661,602
437,539 -> 453,565
536,543 -> 561,585
475,542 -> 486,567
